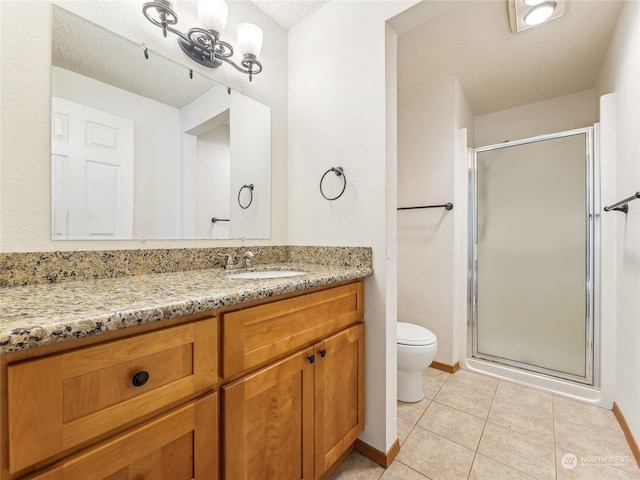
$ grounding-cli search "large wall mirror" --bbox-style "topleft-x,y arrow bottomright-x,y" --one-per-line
51,6 -> 271,240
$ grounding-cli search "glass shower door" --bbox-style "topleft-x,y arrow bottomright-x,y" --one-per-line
472,129 -> 594,383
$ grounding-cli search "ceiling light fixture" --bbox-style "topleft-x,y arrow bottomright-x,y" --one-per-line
524,1 -> 557,26
142,0 -> 263,81
508,0 -> 565,33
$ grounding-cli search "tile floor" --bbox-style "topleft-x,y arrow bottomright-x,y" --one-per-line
329,368 -> 640,480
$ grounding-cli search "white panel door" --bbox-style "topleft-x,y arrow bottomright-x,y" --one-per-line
51,97 -> 134,239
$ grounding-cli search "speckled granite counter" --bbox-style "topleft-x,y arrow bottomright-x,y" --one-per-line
1,263 -> 373,354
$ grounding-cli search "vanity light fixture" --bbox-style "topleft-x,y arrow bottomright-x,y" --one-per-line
142,0 -> 263,80
508,0 -> 564,33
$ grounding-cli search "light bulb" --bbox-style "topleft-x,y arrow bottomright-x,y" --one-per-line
236,23 -> 263,58
524,2 -> 556,26
198,0 -> 228,34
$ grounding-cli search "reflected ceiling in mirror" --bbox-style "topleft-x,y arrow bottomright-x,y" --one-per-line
51,6 -> 271,241
52,6 -> 213,109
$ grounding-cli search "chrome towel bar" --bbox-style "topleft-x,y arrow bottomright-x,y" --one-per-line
604,191 -> 640,214
398,203 -> 453,211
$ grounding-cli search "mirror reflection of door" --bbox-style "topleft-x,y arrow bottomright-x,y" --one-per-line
51,97 -> 134,239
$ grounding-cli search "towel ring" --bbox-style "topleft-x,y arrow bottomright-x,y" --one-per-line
238,184 -> 254,209
320,167 -> 346,201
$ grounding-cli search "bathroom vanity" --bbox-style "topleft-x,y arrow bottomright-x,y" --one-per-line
0,264 -> 370,480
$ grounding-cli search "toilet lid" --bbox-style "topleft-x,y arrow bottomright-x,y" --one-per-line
397,322 -> 437,346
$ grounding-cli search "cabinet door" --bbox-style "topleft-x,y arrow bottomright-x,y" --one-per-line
314,324 -> 365,479
29,392 -> 218,480
222,348 -> 315,480
221,282 -> 364,379
8,317 -> 216,474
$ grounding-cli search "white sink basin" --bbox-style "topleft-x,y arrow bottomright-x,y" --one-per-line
226,270 -> 306,279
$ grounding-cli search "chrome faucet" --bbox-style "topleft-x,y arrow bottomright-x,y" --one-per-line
218,250 -> 258,270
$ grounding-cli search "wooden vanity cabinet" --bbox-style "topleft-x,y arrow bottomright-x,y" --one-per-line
26,392 -> 217,480
221,282 -> 365,480
3,280 -> 366,480
222,347 -> 315,480
314,324 -> 365,477
4,316 -> 218,480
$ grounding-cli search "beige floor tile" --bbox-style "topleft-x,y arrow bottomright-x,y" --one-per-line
488,394 -> 554,443
477,422 -> 556,480
331,370 -> 640,480
327,450 -> 385,480
424,366 -> 451,381
554,417 -> 640,475
433,381 -> 494,419
553,395 -> 618,430
397,398 -> 431,424
422,368 -> 450,399
556,447 -> 640,480
445,369 -> 498,396
469,454 -> 537,480
495,381 -> 553,413
397,417 -> 415,445
417,401 -> 486,450
396,427 -> 475,480
380,461 -> 429,479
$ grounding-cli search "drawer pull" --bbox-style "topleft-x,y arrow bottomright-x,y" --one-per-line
131,370 -> 150,387
319,349 -> 327,358
308,354 -> 316,364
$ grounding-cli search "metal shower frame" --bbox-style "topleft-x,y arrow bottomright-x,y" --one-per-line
467,127 -> 599,386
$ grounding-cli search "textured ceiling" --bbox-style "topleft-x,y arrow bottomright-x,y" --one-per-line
53,1 -> 623,117
397,0 -> 624,115
251,0 -> 330,29
52,7 -> 216,109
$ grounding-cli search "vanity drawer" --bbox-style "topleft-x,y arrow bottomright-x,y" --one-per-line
27,392 -> 217,480
221,282 -> 363,379
7,317 -> 217,474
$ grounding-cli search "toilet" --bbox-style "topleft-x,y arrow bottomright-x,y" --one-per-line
397,322 -> 438,402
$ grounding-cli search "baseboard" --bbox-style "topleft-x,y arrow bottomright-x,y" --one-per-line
612,402 -> 640,469
430,361 -> 460,374
354,438 -> 400,468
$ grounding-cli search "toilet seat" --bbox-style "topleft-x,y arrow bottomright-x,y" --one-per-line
397,322 -> 437,346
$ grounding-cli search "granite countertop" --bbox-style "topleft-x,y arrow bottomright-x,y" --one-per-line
0,263 -> 373,354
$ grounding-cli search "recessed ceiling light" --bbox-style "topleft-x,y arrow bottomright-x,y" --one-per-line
523,0 -> 546,5
524,2 -> 557,26
509,0 -> 564,33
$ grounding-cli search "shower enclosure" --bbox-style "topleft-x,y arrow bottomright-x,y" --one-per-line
469,128 -> 597,385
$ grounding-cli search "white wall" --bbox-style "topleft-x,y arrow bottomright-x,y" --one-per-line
181,87 -> 271,240
181,83 -> 231,239
398,78 -> 456,365
452,81 -> 474,365
397,76 -> 473,366
0,0 -> 288,252
597,0 -> 640,448
229,92 -> 271,239
474,89 -> 596,147
288,0 -> 417,454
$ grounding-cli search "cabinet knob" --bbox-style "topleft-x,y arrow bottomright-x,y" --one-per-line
308,354 -> 316,364
319,349 -> 327,358
131,370 -> 150,387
